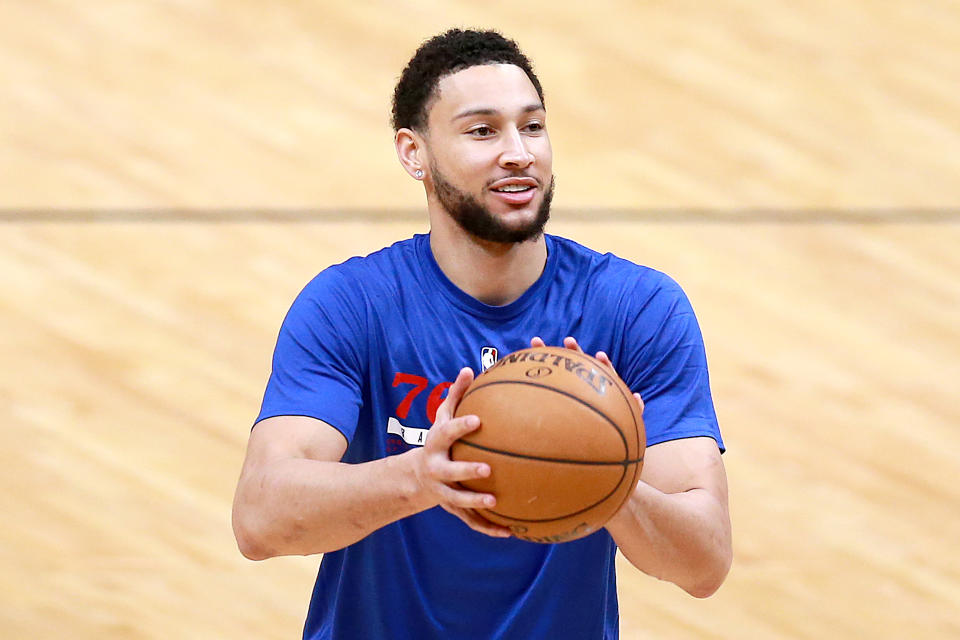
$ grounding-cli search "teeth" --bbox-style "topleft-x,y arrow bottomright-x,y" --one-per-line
495,185 -> 532,192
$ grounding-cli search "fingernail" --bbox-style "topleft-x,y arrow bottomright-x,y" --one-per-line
477,464 -> 490,477
485,496 -> 496,507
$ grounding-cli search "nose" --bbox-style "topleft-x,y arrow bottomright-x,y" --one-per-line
499,126 -> 535,169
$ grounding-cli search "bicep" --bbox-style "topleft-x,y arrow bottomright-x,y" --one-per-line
640,436 -> 728,502
241,415 -> 349,475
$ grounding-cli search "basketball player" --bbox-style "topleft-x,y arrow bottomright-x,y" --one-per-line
233,29 -> 731,639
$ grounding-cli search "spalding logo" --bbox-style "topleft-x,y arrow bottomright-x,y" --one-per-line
508,522 -> 594,543
525,366 -> 553,378
493,351 -> 611,396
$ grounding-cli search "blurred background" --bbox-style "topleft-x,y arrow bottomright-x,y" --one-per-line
1,1 -> 958,638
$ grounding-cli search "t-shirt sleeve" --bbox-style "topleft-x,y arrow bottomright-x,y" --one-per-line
254,268 -> 367,442
618,273 -> 724,452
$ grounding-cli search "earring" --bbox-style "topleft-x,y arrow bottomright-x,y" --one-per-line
415,169 -> 424,179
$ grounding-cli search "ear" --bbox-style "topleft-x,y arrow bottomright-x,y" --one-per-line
395,128 -> 427,180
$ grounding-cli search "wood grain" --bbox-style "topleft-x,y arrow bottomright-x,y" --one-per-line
2,2 -> 958,638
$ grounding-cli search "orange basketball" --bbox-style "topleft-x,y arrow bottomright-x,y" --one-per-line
451,346 -> 644,543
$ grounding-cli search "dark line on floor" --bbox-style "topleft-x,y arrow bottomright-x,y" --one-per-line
0,207 -> 958,223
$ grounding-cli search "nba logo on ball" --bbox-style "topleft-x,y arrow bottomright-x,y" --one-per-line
480,346 -> 498,372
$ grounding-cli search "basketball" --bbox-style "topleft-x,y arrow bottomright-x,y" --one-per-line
451,346 -> 645,543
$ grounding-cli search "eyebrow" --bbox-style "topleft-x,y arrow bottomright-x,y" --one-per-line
452,103 -> 545,121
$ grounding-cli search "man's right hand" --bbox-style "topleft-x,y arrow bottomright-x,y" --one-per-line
410,367 -> 512,538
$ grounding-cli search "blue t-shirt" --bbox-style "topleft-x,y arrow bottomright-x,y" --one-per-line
257,233 -> 723,640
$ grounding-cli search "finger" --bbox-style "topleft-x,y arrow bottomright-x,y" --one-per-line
435,367 -> 475,422
426,414 -> 481,449
460,510 -> 513,538
563,336 -> 583,352
633,392 -> 645,415
436,483 -> 497,510
530,336 -> 546,348
594,350 -> 614,370
426,458 -> 492,484
443,505 -> 512,538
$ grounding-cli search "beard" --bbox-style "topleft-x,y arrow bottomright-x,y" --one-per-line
431,163 -> 554,244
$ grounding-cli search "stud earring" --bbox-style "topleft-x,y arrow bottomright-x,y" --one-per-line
415,169 -> 424,179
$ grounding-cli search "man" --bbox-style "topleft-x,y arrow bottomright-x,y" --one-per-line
233,29 -> 731,639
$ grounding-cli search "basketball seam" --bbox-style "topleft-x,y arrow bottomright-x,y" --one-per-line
480,459 -> 629,523
456,439 -> 644,465
531,347 -> 643,513
461,347 -> 644,527
469,346 -> 641,451
460,379 -> 630,459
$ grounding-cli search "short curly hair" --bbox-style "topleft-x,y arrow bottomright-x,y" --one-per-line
391,29 -> 544,132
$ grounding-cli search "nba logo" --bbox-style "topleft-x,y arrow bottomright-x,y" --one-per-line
480,347 -> 498,372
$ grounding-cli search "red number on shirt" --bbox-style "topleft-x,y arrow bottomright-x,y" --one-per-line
392,373 -> 428,419
425,382 -> 453,424
392,373 -> 455,425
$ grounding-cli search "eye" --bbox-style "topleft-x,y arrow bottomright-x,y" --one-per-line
469,125 -> 495,137
524,121 -> 545,134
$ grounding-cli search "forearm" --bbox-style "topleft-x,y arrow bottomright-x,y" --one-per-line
606,481 -> 732,598
233,449 -> 435,559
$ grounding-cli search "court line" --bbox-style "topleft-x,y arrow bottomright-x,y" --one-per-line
0,207 -> 958,223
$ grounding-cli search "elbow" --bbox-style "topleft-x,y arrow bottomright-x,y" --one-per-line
686,577 -> 724,599
685,548 -> 732,599
232,505 -> 276,561
235,528 -> 272,562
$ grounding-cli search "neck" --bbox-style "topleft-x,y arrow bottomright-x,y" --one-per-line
427,212 -> 548,307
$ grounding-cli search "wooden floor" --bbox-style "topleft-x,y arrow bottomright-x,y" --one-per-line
2,2 -> 959,639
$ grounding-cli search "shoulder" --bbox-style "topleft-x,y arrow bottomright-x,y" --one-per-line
297,235 -> 422,305
548,234 -> 686,304
274,237 -> 424,357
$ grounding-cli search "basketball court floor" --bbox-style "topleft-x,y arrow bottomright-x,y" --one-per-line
2,2 -> 958,638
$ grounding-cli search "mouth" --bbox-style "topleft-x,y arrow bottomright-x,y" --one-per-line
489,177 -> 539,205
